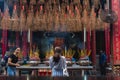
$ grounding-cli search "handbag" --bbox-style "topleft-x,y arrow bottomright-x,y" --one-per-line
1,59 -> 6,67
63,68 -> 69,77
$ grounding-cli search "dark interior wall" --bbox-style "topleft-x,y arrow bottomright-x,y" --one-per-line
32,31 -> 83,48
1,31 -> 22,51
32,31 -> 83,59
8,31 -> 16,43
0,30 -> 106,58
96,30 -> 105,54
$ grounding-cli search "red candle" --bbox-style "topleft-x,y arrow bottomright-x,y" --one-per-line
48,70 -> 51,76
38,70 -> 42,76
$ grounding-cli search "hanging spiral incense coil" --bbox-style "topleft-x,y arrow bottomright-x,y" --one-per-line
89,7 -> 96,30
20,7 -> 26,31
0,0 -> 110,31
1,8 -> 11,30
11,5 -> 20,31
30,0 -> 36,5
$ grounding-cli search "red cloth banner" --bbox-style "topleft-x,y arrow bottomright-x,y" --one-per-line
112,0 -> 120,65
91,30 -> 96,65
105,26 -> 110,63
2,29 -> 8,58
22,31 -> 28,57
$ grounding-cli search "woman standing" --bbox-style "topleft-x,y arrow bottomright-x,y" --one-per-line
7,47 -> 20,76
49,47 -> 68,77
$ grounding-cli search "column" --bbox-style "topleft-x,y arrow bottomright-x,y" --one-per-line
112,0 -> 120,65
105,26 -> 110,63
16,31 -> 20,47
91,30 -> 96,65
22,31 -> 28,57
2,29 -> 7,58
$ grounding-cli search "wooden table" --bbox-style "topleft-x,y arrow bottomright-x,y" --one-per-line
16,64 -> 93,76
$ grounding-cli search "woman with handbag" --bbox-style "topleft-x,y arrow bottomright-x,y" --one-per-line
49,47 -> 69,77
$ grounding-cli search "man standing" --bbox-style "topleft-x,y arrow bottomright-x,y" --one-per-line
99,50 -> 107,76
7,47 -> 20,76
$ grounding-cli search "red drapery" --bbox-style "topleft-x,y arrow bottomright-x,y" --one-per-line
91,30 -> 96,65
22,31 -> 28,57
105,26 -> 110,63
112,0 -> 120,65
2,29 -> 7,58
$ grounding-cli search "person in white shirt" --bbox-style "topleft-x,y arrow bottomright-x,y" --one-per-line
49,47 -> 68,77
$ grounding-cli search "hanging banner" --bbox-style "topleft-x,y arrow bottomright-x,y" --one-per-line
112,0 -> 120,65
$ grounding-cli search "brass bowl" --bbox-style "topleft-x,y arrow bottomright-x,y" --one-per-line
66,61 -> 72,66
28,61 -> 40,66
44,61 -> 49,66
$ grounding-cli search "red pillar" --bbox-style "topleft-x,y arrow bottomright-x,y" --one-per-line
22,31 -> 28,57
16,32 -> 20,47
86,29 -> 91,51
105,26 -> 110,63
112,0 -> 120,65
91,30 -> 96,65
2,29 -> 8,58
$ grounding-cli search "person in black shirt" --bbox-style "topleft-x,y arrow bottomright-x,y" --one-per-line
7,48 -> 20,76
